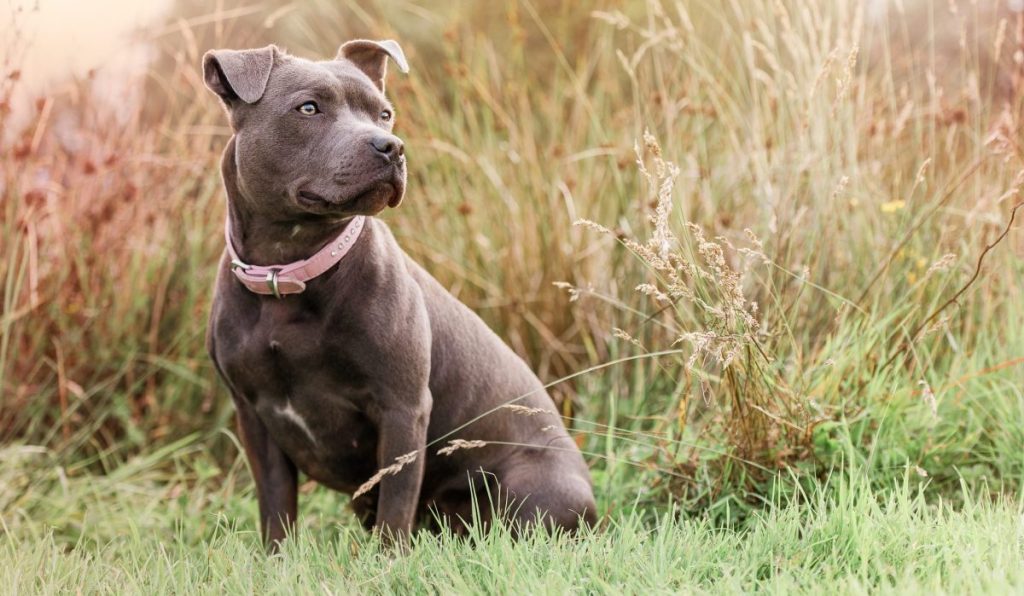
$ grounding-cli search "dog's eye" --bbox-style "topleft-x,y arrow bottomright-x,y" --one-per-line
380,109 -> 393,122
297,102 -> 319,116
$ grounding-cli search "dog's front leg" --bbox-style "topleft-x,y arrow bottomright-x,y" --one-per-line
372,388 -> 432,544
235,400 -> 298,552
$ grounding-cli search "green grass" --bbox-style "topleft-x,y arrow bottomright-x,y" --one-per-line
3,439 -> 1022,594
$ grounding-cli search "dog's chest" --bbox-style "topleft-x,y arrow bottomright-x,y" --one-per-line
220,300 -> 328,393
214,297 -> 379,488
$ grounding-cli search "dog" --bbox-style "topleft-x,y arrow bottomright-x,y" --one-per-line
203,40 -> 595,549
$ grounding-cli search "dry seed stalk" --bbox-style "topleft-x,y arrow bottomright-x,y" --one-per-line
352,451 -> 418,500
500,404 -> 552,416
436,439 -> 488,456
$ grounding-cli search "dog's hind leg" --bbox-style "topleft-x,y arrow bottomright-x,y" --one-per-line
499,450 -> 596,535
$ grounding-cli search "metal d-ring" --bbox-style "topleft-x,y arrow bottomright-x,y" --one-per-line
266,268 -> 282,299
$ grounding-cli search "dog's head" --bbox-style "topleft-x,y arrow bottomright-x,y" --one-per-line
203,41 -> 409,218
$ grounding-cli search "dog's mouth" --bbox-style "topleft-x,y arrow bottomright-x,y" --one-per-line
296,180 -> 402,213
297,190 -> 330,205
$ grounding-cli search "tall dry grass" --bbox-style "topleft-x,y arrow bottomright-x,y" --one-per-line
2,0 -> 1023,517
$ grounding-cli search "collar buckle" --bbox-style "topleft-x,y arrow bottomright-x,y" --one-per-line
266,268 -> 283,299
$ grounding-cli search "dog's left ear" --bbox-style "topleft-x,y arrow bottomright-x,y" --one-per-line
202,45 -> 277,105
338,39 -> 409,91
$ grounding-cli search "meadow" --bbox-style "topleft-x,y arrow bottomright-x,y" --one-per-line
2,0 -> 1024,592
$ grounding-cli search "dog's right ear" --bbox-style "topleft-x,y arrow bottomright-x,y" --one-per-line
339,39 -> 409,92
202,45 -> 277,105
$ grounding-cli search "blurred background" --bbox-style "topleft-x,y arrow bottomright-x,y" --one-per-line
3,0 -> 1024,527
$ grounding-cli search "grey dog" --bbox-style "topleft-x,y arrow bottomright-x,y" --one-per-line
203,40 -> 595,549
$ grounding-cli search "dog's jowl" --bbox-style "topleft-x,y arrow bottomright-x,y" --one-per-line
203,40 -> 595,549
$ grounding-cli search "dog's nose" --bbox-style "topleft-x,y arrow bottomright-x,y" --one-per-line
370,135 -> 404,161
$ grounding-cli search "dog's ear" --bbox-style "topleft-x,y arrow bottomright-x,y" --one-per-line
338,39 -> 409,91
202,45 -> 277,105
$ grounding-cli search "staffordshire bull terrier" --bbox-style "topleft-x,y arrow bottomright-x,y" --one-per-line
203,40 -> 595,549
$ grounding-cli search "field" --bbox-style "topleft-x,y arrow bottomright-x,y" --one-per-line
6,464 -> 1024,593
2,0 -> 1024,592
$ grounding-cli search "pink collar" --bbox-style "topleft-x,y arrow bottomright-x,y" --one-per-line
224,215 -> 366,298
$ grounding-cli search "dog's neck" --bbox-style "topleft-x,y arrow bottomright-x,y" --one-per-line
222,138 -> 357,265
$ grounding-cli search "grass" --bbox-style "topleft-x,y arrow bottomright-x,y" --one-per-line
3,0 -> 1024,592
4,441 -> 1023,594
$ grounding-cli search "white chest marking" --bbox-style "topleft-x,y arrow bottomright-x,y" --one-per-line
275,401 -> 318,445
